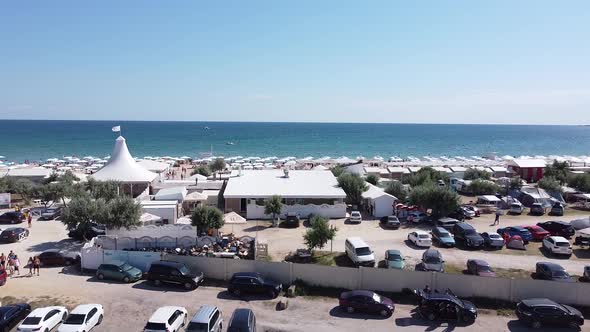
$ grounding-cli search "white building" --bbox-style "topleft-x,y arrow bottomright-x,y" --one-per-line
362,184 -> 397,218
140,200 -> 179,225
223,170 -> 347,219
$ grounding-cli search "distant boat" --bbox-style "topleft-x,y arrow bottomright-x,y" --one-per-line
226,141 -> 235,145
204,126 -> 210,130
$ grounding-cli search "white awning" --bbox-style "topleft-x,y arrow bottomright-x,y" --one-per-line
92,136 -> 157,183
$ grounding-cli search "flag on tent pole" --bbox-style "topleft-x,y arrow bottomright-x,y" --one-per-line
112,126 -> 121,133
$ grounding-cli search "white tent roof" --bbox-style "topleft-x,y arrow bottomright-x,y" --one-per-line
224,211 -> 247,224
137,159 -> 170,173
140,212 -> 163,224
92,136 -> 157,183
185,191 -> 208,201
362,183 -> 397,200
154,186 -> 187,201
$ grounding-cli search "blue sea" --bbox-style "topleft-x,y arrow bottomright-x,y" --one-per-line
1,120 -> 589,162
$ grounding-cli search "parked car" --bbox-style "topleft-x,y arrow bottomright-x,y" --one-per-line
38,249 -> 80,266
466,259 -> 496,277
530,203 -> 545,216
39,207 -> 62,220
0,303 -> 31,331
509,202 -> 524,215
459,206 -> 476,219
497,226 -> 533,243
18,306 -> 68,332
144,306 -> 187,332
0,212 -> 24,224
462,205 -> 480,217
384,249 -> 405,269
349,211 -> 362,223
414,290 -> 477,324
228,272 -> 282,298
535,262 -> 574,282
431,227 -> 455,248
407,231 -> 432,248
549,202 -> 565,216
436,218 -> 461,231
146,261 -> 204,290
68,222 -> 106,240
227,308 -> 256,332
282,214 -> 300,228
542,236 -> 572,257
379,215 -> 400,229
96,261 -> 143,283
516,298 -> 584,329
0,267 -> 6,286
186,305 -> 223,332
453,223 -> 484,248
480,232 -> 504,249
338,290 -> 394,317
537,221 -> 575,238
345,237 -> 375,267
0,227 -> 29,243
58,304 -> 104,332
447,210 -> 466,222
407,211 -> 428,223
523,225 -> 550,241
417,249 -> 444,272
583,266 -> 590,282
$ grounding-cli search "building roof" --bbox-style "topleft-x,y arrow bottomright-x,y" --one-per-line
387,166 -> 410,174
154,186 -> 187,201
449,166 -> 467,172
362,183 -> 397,200
92,136 -> 157,183
4,167 -> 52,178
508,159 -> 547,168
488,166 -> 508,172
364,167 -> 383,174
137,159 -> 170,173
141,200 -> 178,206
432,167 -> 452,173
223,170 -> 346,199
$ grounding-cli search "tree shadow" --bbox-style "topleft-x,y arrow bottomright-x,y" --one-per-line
26,239 -> 83,253
242,225 -> 269,232
573,249 -> 590,259
328,306 -> 390,320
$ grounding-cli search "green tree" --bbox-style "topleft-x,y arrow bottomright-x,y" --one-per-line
330,165 -> 345,177
209,158 -> 226,179
85,178 -> 121,201
264,195 -> 283,226
568,173 -> 590,193
34,183 -> 60,209
463,169 -> 492,180
509,177 -> 523,191
303,215 -> 338,251
409,184 -> 460,218
404,167 -> 449,187
191,205 -> 224,235
101,196 -> 142,229
544,161 -> 569,185
467,179 -> 501,195
365,174 -> 379,186
2,178 -> 35,203
385,181 -> 407,201
538,176 -> 562,193
337,173 -> 368,205
61,195 -> 102,240
191,165 -> 211,177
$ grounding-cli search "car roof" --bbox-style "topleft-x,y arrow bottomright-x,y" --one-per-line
414,230 -> 429,235
468,259 -> 489,266
438,217 -> 458,222
548,236 -> 569,242
521,298 -> 558,307
29,306 -> 65,317
433,227 -> 449,233
537,262 -> 565,270
71,304 -> 101,314
386,249 -> 401,255
42,249 -> 62,253
101,260 -> 125,266
485,231 -> 500,236
149,306 -> 185,322
232,272 -> 261,278
346,237 -> 370,247
454,223 -> 473,230
423,293 -> 457,302
190,305 -> 218,323
547,220 -> 569,225
230,308 -> 252,324
423,249 -> 441,257
342,290 -> 376,298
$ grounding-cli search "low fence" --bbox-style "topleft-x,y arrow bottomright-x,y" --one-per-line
80,248 -> 590,307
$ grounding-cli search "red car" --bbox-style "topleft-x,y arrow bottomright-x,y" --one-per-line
523,225 -> 550,241
0,267 -> 7,286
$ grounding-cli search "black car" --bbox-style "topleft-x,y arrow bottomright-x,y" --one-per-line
0,212 -> 24,224
535,262 -> 574,282
516,298 -> 584,329
447,210 -> 466,222
39,207 -> 62,220
417,249 -> 444,272
436,218 -> 462,231
452,223 -> 484,248
380,215 -> 401,229
227,308 -> 257,332
0,227 -> 29,243
282,215 -> 300,228
415,290 -> 477,324
537,221 -> 575,238
339,290 -> 395,317
228,272 -> 282,298
68,222 -> 106,240
0,303 -> 32,332
146,261 -> 204,290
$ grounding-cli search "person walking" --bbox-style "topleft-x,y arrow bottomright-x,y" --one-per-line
13,255 -> 20,276
0,253 -> 6,269
494,209 -> 501,225
33,256 -> 41,276
27,213 -> 32,228
8,250 -> 16,260
7,257 -> 14,276
27,257 -> 34,276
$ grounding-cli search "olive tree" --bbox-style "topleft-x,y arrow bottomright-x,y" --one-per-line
303,215 -> 338,251
409,184 -> 460,218
385,181 -> 407,201
191,205 -> 224,235
365,174 -> 379,186
264,195 -> 283,226
337,173 -> 368,206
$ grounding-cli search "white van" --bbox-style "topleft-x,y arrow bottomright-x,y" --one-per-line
345,237 -> 375,267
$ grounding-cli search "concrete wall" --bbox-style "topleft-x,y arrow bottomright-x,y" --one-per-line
246,202 -> 347,219
225,198 -> 241,213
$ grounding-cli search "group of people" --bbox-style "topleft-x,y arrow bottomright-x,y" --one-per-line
0,251 -> 41,277
14,205 -> 33,227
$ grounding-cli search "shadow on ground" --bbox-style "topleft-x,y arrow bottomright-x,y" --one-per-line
328,306 -> 390,320
27,239 -> 82,253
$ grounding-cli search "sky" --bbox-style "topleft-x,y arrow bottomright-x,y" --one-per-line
1,1 -> 589,124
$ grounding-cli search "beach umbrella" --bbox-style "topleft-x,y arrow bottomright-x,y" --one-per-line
0,156 -> 5,159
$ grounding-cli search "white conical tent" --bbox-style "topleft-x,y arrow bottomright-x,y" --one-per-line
91,136 -> 157,183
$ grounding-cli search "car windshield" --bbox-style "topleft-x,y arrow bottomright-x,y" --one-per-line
424,256 -> 441,264
186,322 -> 209,332
388,217 -> 398,221
556,242 -> 570,247
372,293 -> 382,303
22,317 -> 42,325
464,229 -> 477,236
179,265 -> 191,275
478,265 -> 493,272
519,230 -> 529,234
64,314 -> 86,325
553,270 -> 570,278
387,254 -> 401,261
439,232 -> 451,238
145,322 -> 167,330
351,212 -> 360,217
489,234 -> 501,239
355,247 -> 372,256
418,234 -> 430,239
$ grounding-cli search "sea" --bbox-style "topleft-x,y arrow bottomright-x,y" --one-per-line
1,120 -> 589,162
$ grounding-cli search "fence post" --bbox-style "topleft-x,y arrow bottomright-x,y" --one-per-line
431,272 -> 437,290
224,258 -> 228,281
358,267 -> 364,289
509,278 -> 514,302
289,262 -> 294,284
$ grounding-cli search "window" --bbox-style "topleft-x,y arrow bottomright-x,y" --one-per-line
168,311 -> 180,325
87,308 -> 97,321
44,309 -> 59,321
355,247 -> 372,256
211,310 -> 220,325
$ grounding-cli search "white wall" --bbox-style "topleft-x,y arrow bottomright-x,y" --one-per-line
370,195 -> 395,218
246,203 -> 346,219
142,206 -> 177,224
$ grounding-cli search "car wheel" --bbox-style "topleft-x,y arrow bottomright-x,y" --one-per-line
379,309 -> 390,317
346,306 -> 354,313
427,312 -> 436,321
97,315 -> 103,325
97,273 -> 105,280
531,320 -> 542,329
122,276 -> 130,283
184,282 -> 194,290
65,259 -> 72,266
154,279 -> 162,286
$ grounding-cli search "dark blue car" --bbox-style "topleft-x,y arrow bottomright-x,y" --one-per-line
497,226 -> 533,243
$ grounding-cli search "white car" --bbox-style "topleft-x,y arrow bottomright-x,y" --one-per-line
509,203 -> 524,215
543,236 -> 572,257
17,306 -> 68,332
58,304 -> 104,332
349,211 -> 362,223
407,231 -> 432,247
407,212 -> 428,223
144,306 -> 188,332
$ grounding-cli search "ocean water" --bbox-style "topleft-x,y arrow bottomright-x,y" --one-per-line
1,120 -> 589,162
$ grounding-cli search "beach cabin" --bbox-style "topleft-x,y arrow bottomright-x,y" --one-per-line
449,166 -> 467,179
0,167 -> 53,184
223,169 -> 347,219
387,167 -> 410,181
154,186 -> 187,202
140,200 -> 179,225
507,159 -> 546,182
488,166 -> 508,178
362,184 -> 397,218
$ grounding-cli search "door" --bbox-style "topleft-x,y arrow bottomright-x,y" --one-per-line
86,308 -> 98,328
535,307 -> 561,325
251,277 -> 264,294
169,268 -> 182,284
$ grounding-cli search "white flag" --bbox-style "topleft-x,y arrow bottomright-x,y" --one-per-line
112,126 -> 121,132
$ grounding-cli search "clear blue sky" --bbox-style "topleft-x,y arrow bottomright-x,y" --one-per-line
1,1 -> 589,124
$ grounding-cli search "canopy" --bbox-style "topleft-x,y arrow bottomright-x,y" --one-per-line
577,227 -> 590,237
140,212 -> 162,224
224,211 -> 247,224
185,191 -> 208,201
92,136 -> 157,183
